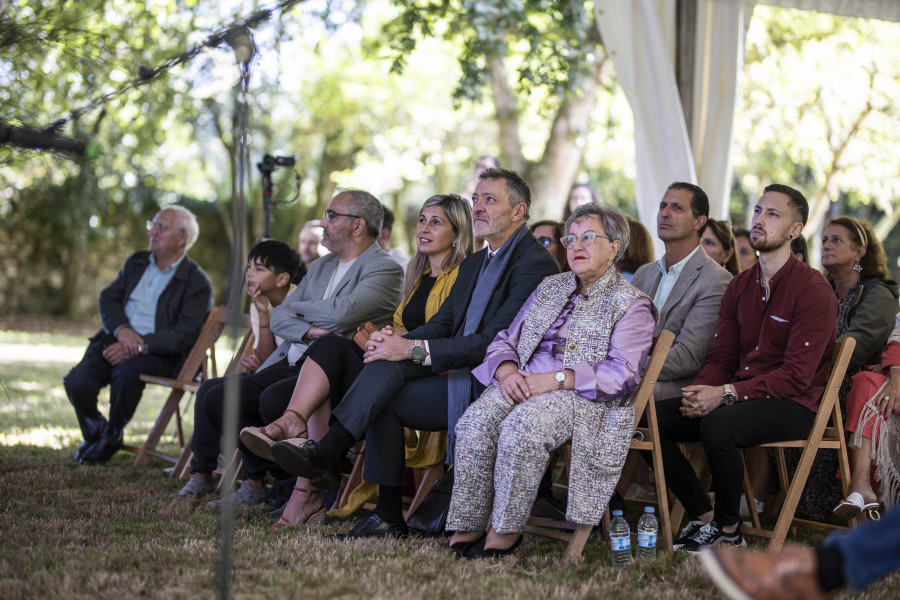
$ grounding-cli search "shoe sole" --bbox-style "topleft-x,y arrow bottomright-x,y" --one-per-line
698,549 -> 755,600
239,427 -> 284,463
685,536 -> 746,554
270,441 -> 341,490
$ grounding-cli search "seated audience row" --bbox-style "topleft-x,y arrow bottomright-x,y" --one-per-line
65,168 -> 900,560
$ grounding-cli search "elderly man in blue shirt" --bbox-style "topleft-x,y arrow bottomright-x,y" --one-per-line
64,206 -> 213,464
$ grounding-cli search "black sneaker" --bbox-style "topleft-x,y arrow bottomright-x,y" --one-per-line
673,520 -> 704,550
681,521 -> 746,553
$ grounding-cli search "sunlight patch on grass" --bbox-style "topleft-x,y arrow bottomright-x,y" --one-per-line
0,426 -> 80,449
0,342 -> 85,364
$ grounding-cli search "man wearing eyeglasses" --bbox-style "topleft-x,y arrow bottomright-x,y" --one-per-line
65,206 -> 213,464
270,167 -> 560,539
631,182 -> 732,402
192,190 -> 404,510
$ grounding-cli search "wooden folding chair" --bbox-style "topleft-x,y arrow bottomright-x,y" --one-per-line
170,324 -> 255,486
124,306 -> 247,467
740,337 -> 856,550
524,330 -> 675,559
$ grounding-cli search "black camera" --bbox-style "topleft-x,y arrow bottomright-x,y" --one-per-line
258,153 -> 296,172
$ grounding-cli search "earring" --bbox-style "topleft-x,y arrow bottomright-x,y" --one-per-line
853,259 -> 862,273
607,258 -> 613,267
788,235 -> 793,239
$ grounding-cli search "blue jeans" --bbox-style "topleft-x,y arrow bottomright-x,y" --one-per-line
826,503 -> 900,592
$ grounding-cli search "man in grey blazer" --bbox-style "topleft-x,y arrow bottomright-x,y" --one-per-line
631,182 -> 732,401
174,190 -> 403,507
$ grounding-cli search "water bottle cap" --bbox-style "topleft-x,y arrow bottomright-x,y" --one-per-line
611,509 -> 623,516
644,506 -> 655,513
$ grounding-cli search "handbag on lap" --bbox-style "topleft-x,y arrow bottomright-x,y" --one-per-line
352,322 -> 379,351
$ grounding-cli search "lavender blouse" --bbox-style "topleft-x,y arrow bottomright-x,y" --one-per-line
471,288 -> 654,402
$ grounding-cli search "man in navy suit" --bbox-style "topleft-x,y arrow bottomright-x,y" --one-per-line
272,168 -> 560,538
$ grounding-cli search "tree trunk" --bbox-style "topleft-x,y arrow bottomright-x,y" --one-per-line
529,52 -> 609,220
487,56 -> 525,174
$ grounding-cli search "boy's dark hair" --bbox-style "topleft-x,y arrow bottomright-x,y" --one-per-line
248,239 -> 300,279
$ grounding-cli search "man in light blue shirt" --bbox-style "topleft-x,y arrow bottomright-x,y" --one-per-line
64,206 -> 213,464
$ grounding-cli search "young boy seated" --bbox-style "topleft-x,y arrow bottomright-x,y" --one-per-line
171,239 -> 298,499
241,240 -> 299,372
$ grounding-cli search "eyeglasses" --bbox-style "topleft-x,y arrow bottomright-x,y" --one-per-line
323,209 -> 362,222
147,220 -> 176,233
560,232 -> 609,249
536,236 -> 555,248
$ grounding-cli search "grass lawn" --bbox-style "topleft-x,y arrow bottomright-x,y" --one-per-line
1,329 -> 897,599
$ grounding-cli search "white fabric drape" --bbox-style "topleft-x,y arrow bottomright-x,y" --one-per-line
691,1 -> 754,220
595,0 -> 695,257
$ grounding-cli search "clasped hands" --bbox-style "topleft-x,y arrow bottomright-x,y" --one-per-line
495,361 -> 561,406
103,327 -> 144,365
363,326 -> 415,363
680,384 -> 726,418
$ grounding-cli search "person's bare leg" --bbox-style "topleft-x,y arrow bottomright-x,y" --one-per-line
260,358 -> 330,440
484,525 -> 521,550
848,438 -> 877,504
449,530 -> 484,545
273,402 -> 332,528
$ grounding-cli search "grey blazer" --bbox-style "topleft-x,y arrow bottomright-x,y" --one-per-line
631,247 -> 732,400
259,241 -> 404,371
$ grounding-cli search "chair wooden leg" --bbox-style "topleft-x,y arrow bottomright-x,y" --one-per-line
134,391 -> 184,467
405,464 -> 443,518
337,447 -> 366,510
172,435 -> 193,479
741,451 -> 762,530
217,449 -> 242,492
769,444 -> 820,551
564,524 -> 593,560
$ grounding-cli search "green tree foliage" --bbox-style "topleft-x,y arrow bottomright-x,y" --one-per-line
731,6 -> 900,255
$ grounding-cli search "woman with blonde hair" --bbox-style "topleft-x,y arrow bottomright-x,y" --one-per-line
241,194 -> 475,528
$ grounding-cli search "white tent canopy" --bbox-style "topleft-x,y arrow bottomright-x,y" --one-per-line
595,0 -> 900,254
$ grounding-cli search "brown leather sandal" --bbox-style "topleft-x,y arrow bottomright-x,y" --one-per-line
240,409 -> 309,462
268,486 -> 326,531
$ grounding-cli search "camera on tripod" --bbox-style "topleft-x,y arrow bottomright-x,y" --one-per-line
258,153 -> 296,173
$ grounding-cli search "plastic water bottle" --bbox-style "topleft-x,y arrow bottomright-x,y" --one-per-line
610,509 -> 633,565
637,506 -> 659,559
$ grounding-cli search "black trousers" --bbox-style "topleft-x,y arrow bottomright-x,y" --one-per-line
332,359 -> 484,487
656,396 -> 816,527
198,360 -> 299,480
64,340 -> 178,435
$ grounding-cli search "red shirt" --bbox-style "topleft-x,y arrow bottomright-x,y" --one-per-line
693,255 -> 838,412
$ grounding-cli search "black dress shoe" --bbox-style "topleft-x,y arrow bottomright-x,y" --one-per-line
80,426 -> 123,465
80,436 -> 122,464
449,532 -> 487,558
465,534 -> 523,559
335,513 -> 409,540
74,414 -> 108,462
271,439 -> 341,490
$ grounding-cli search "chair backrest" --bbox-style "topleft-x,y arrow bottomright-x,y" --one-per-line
798,336 -> 855,445
631,330 -> 675,434
170,306 -> 227,382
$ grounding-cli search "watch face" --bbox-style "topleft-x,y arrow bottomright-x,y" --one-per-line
411,346 -> 425,360
555,372 -> 565,384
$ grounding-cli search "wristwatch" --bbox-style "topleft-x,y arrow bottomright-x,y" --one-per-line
555,371 -> 566,390
410,339 -> 426,365
722,384 -> 736,406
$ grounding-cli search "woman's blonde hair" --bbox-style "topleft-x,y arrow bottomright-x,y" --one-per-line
402,194 -> 475,301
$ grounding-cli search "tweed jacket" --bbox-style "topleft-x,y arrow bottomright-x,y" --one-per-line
490,269 -> 656,524
94,250 -> 213,361
631,246 -> 732,400
262,241 -> 404,371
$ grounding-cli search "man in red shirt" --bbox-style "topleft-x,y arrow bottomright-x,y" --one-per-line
657,184 -> 838,552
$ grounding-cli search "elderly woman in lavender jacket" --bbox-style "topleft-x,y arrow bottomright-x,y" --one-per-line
446,203 -> 657,558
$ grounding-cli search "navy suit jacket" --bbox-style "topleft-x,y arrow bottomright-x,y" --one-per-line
405,228 -> 560,372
